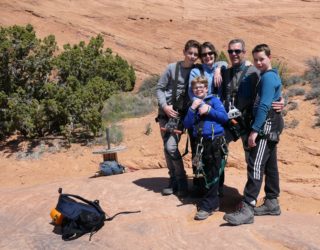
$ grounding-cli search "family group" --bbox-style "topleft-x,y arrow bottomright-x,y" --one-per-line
156,38 -> 284,225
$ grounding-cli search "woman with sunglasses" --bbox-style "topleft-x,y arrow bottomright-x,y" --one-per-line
188,42 -> 227,100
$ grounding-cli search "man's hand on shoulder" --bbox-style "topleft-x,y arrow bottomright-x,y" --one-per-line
272,97 -> 285,113
248,131 -> 258,148
214,67 -> 222,87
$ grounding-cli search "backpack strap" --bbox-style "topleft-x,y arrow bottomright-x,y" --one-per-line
230,65 -> 249,103
60,193 -> 106,218
222,65 -> 250,110
172,61 -> 181,111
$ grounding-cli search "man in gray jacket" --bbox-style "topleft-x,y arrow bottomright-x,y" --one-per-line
216,38 -> 284,182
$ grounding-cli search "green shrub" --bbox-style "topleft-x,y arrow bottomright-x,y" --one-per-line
287,101 -> 298,111
304,57 -> 320,82
108,124 -> 123,145
285,119 -> 299,129
54,35 -> 135,91
314,107 -> 320,128
286,88 -> 305,97
285,75 -> 304,86
102,93 -> 156,123
310,77 -> 320,88
305,87 -> 320,100
272,60 -> 289,86
217,51 -> 229,64
0,25 -> 135,139
138,75 -> 159,98
144,122 -> 152,135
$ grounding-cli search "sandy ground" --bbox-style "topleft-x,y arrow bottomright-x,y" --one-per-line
1,1 -> 320,249
0,88 -> 320,249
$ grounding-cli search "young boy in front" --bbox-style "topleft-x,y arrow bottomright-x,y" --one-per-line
183,76 -> 228,220
223,44 -> 284,225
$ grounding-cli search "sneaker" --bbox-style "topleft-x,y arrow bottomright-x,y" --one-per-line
223,201 -> 254,226
162,177 -> 178,196
162,187 -> 175,195
254,198 -> 281,216
194,210 -> 212,220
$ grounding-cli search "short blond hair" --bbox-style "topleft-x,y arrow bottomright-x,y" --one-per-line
191,76 -> 208,89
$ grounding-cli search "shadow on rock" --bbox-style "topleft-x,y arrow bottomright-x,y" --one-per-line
133,177 -> 169,193
219,185 -> 243,213
133,177 -> 217,207
133,177 -> 243,210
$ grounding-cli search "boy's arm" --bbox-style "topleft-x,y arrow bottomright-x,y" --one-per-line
156,65 -> 171,109
251,74 -> 277,132
156,64 -> 179,118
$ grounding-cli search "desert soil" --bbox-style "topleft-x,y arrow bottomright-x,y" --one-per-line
0,1 -> 320,249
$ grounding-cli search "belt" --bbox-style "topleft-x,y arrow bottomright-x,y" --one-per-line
202,135 -> 224,142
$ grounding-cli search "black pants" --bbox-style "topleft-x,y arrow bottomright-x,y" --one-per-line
243,137 -> 280,205
189,129 -> 224,190
198,137 -> 223,212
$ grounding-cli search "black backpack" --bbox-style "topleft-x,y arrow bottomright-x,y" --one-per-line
55,188 -> 107,241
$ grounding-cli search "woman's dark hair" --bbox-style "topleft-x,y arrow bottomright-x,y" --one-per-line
200,42 -> 218,63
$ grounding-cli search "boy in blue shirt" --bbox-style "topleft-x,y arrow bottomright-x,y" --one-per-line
183,76 -> 228,220
224,44 -> 284,225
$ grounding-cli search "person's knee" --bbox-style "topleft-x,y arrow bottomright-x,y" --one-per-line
164,143 -> 180,158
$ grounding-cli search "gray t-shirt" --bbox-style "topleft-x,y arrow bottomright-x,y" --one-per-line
156,61 -> 192,110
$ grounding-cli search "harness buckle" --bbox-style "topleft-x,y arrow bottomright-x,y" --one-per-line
192,137 -> 204,176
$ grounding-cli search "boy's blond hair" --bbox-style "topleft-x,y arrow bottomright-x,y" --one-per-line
191,76 -> 208,89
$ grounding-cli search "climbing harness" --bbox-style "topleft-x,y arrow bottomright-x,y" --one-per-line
193,136 -> 228,189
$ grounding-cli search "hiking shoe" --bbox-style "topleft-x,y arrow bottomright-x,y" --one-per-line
254,198 -> 281,216
162,187 -> 175,196
194,210 -> 212,220
223,201 -> 254,226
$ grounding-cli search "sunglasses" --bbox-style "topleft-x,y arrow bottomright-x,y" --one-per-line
201,51 -> 215,57
227,49 -> 243,54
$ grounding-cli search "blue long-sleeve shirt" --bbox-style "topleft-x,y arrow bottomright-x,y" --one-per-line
252,69 -> 282,132
183,94 -> 228,139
